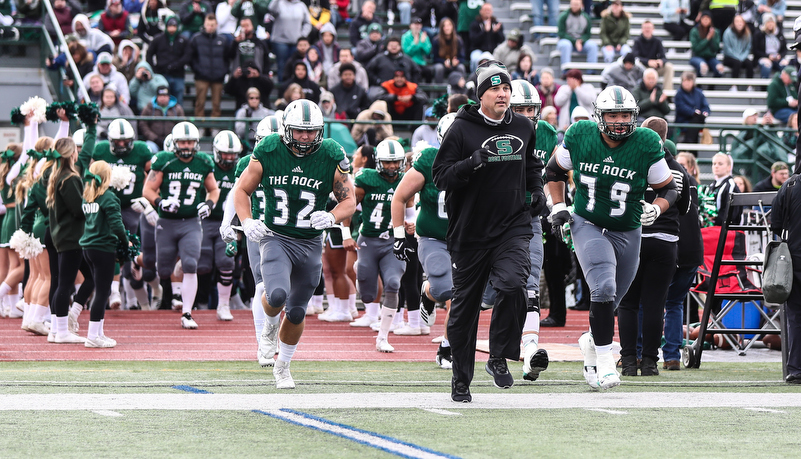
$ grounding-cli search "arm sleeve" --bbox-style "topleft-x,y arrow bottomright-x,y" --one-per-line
554,144 -> 574,170
221,190 -> 238,226
647,158 -> 672,184
76,124 -> 97,176
55,120 -> 70,140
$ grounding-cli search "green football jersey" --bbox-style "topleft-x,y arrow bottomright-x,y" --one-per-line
412,147 -> 447,241
253,134 -> 348,239
235,154 -> 265,221
150,151 -> 215,219
563,120 -> 664,231
355,168 -> 403,238
92,140 -> 152,208
211,164 -> 237,220
535,120 -> 558,163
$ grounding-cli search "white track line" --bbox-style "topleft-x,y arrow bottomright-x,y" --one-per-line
422,408 -> 462,416
92,410 -> 123,417
586,409 -> 628,415
3,392 -> 801,410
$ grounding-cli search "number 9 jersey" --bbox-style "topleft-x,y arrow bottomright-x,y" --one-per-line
150,151 -> 215,219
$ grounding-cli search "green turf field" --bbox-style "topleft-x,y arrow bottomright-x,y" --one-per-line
1,361 -> 799,458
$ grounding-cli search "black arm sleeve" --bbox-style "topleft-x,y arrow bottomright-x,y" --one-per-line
545,154 -> 568,183
655,177 -> 679,207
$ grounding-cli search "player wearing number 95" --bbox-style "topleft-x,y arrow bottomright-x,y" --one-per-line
545,86 -> 678,390
143,121 -> 220,330
233,99 -> 356,389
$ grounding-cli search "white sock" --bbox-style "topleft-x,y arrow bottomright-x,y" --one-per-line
111,280 -> 120,296
217,282 -> 232,308
122,278 -> 136,308
364,302 -> 380,320
7,292 -> 19,311
50,314 -> 57,333
596,344 -> 613,355
133,286 -> 150,308
181,273 -> 198,315
522,310 -> 541,347
252,283 -> 266,344
407,308 -> 421,329
147,277 -> 161,292
377,306 -> 397,341
325,293 -> 335,312
0,282 -> 10,298
347,297 -> 357,316
277,341 -> 296,363
100,318 -> 105,337
70,302 -> 83,318
172,281 -> 182,297
55,315 -> 68,335
392,307 -> 405,326
34,304 -> 49,322
88,321 -> 101,340
349,294 -> 356,313
310,294 -> 323,310
266,312 -> 281,325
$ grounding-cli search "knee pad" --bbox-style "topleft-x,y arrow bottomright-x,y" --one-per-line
156,264 -> 173,280
181,258 -> 198,274
217,269 -> 233,286
286,306 -> 305,324
383,276 -> 401,294
268,288 -> 287,308
142,268 -> 156,283
196,260 -> 212,276
594,277 -> 617,303
431,287 -> 452,303
130,278 -> 144,290
425,252 -> 450,278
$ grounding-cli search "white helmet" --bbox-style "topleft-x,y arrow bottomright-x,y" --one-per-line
375,139 -> 406,178
510,80 -> 542,122
255,115 -> 282,144
282,100 -> 325,156
593,85 -> 639,140
213,130 -> 242,168
436,113 -> 457,144
107,118 -> 136,156
163,133 -> 174,153
171,121 -> 200,158
72,129 -> 85,149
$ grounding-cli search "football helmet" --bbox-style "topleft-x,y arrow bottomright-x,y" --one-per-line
107,118 -> 135,156
436,113 -> 457,144
72,129 -> 85,149
213,130 -> 242,168
171,121 -> 200,158
255,115 -> 282,145
593,85 -> 639,141
510,80 -> 542,122
375,139 -> 406,178
282,100 -> 324,156
163,133 -> 174,153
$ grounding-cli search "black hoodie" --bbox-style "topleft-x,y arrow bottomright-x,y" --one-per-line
642,151 -> 690,237
433,104 -> 542,251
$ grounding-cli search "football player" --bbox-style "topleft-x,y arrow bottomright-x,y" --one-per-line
546,86 -> 677,390
143,121 -> 220,329
233,100 -> 355,388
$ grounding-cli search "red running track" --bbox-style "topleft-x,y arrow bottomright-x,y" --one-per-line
0,309 -> 592,362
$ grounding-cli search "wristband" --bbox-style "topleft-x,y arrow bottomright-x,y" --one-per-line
393,226 -> 406,239
404,207 -> 416,222
155,197 -> 162,208
552,202 -> 567,213
205,199 -> 214,208
340,224 -> 352,240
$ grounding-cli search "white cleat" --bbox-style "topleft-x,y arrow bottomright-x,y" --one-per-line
318,311 -> 352,322
171,298 -> 183,311
216,304 -> 233,321
109,291 -> 122,309
85,335 -> 117,348
376,338 -> 394,353
596,352 -> 621,390
273,360 -> 295,389
54,332 -> 86,344
68,308 -> 80,334
371,321 -> 403,332
258,349 -> 275,367
260,322 -> 280,358
181,313 -> 198,329
522,344 -> 549,381
392,325 -> 430,336
578,332 -> 599,388
150,283 -> 163,310
349,315 -> 377,327
27,321 -> 50,336
47,331 -> 55,343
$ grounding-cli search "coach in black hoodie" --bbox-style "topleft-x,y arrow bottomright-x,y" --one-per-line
433,62 -> 545,402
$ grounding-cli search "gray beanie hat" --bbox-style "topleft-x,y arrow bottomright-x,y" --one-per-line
476,62 -> 512,99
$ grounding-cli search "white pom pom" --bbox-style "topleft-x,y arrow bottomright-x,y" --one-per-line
109,165 -> 133,191
412,140 -> 431,156
19,97 -> 48,124
9,229 -> 43,259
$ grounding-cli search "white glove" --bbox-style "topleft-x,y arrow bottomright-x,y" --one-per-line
131,197 -> 149,213
640,200 -> 662,226
243,218 -> 270,241
197,201 -> 212,219
669,170 -> 684,193
220,223 -> 237,243
144,205 -> 158,227
309,211 -> 336,230
159,197 -> 180,214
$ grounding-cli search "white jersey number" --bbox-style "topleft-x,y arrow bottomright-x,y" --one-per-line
580,176 -> 630,217
273,189 -> 316,228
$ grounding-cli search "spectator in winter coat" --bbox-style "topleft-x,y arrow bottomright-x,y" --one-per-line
189,14 -> 232,117
124,0 -> 146,14
129,62 -> 169,113
71,14 -> 115,57
753,13 -> 787,78
349,0 -> 377,47
722,15 -> 755,84
753,160 -> 790,191
767,67 -> 798,124
231,0 -> 270,31
756,0 -> 786,28
304,48 -> 326,86
234,87 -> 274,150
366,37 -> 421,88
674,71 -> 710,143
269,0 -> 312,83
307,0 -> 333,44
330,63 -> 371,119
99,0 -> 134,46
315,22 -> 340,74
536,67 -> 561,119
631,68 -> 671,122
98,87 -> 137,136
600,53 -> 643,91
468,3 -> 504,71
62,42 -> 95,93
328,48 -> 369,91
631,20 -> 675,91
46,0 -> 80,38
554,69 -> 597,129
146,16 -> 191,105
402,17 -> 433,80
83,52 -> 131,104
280,60 -> 322,103
412,106 -> 440,147
281,37 -> 312,82
689,11 -> 724,77
659,0 -> 692,41
431,17 -> 466,83
355,23 -> 384,64
557,0 -> 599,68
351,100 -> 394,146
377,68 -> 428,121
511,53 -> 538,85
139,86 -> 185,152
113,39 -> 140,83
178,0 -> 212,39
274,83 -> 304,110
599,0 -> 631,63
492,28 -> 534,74
226,17 -> 273,108
138,0 -> 172,45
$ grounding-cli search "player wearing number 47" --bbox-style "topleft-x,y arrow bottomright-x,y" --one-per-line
545,85 -> 678,390
143,121 -> 220,330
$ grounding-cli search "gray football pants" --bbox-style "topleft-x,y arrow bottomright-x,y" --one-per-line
198,218 -> 235,275
355,235 -> 406,303
259,232 -> 323,324
155,217 -> 202,279
418,237 -> 453,303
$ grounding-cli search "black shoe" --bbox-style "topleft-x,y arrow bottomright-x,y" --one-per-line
786,374 -> 801,384
621,355 -> 639,376
640,357 -> 659,376
419,281 -> 436,327
485,356 -> 514,388
436,344 -> 452,369
539,316 -> 565,327
568,302 -> 590,311
451,378 -> 472,402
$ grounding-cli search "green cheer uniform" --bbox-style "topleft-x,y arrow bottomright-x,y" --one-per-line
80,191 -> 128,253
413,147 -> 448,241
563,120 -> 664,232
252,134 -> 348,239
150,151 -> 215,219
354,168 -> 403,238
92,140 -> 152,209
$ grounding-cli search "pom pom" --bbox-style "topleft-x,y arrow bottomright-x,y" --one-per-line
696,185 -> 718,228
19,97 -> 48,124
45,101 -> 77,122
77,102 -> 100,126
9,230 -> 43,259
116,231 -> 141,263
109,165 -> 134,191
10,108 -> 25,126
431,94 -> 449,119
412,140 -> 431,157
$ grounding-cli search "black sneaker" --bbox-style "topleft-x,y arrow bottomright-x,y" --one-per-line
621,355 -> 638,376
451,378 -> 472,403
419,281 -> 436,327
436,344 -> 452,369
485,356 -> 514,389
640,357 -> 659,376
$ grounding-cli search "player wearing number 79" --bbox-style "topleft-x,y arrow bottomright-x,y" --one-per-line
545,86 -> 678,390
143,121 -> 220,330
233,100 -> 356,389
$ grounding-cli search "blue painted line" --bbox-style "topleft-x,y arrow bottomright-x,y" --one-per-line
254,408 -> 461,459
171,385 -> 212,394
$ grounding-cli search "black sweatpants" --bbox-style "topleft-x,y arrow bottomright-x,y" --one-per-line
46,228 -> 58,309
617,238 -> 678,362
783,272 -> 801,376
542,217 -> 570,324
448,235 -> 531,386
53,248 -> 94,317
84,249 -> 117,322
399,234 -> 422,312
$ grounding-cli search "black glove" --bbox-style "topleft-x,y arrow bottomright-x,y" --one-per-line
530,190 -> 547,217
393,237 -> 413,261
548,204 -> 573,240
455,148 -> 490,176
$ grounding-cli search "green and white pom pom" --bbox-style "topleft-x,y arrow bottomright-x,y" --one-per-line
109,165 -> 134,191
9,229 -> 43,259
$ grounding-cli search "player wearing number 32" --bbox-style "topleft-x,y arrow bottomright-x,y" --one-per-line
143,121 -> 220,330
545,86 -> 678,390
233,100 -> 356,389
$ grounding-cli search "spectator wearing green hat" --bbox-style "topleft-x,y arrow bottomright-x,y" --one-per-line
767,66 -> 798,124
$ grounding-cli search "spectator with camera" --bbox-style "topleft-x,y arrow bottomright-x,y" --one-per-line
129,61 -> 169,114
146,16 -> 191,105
